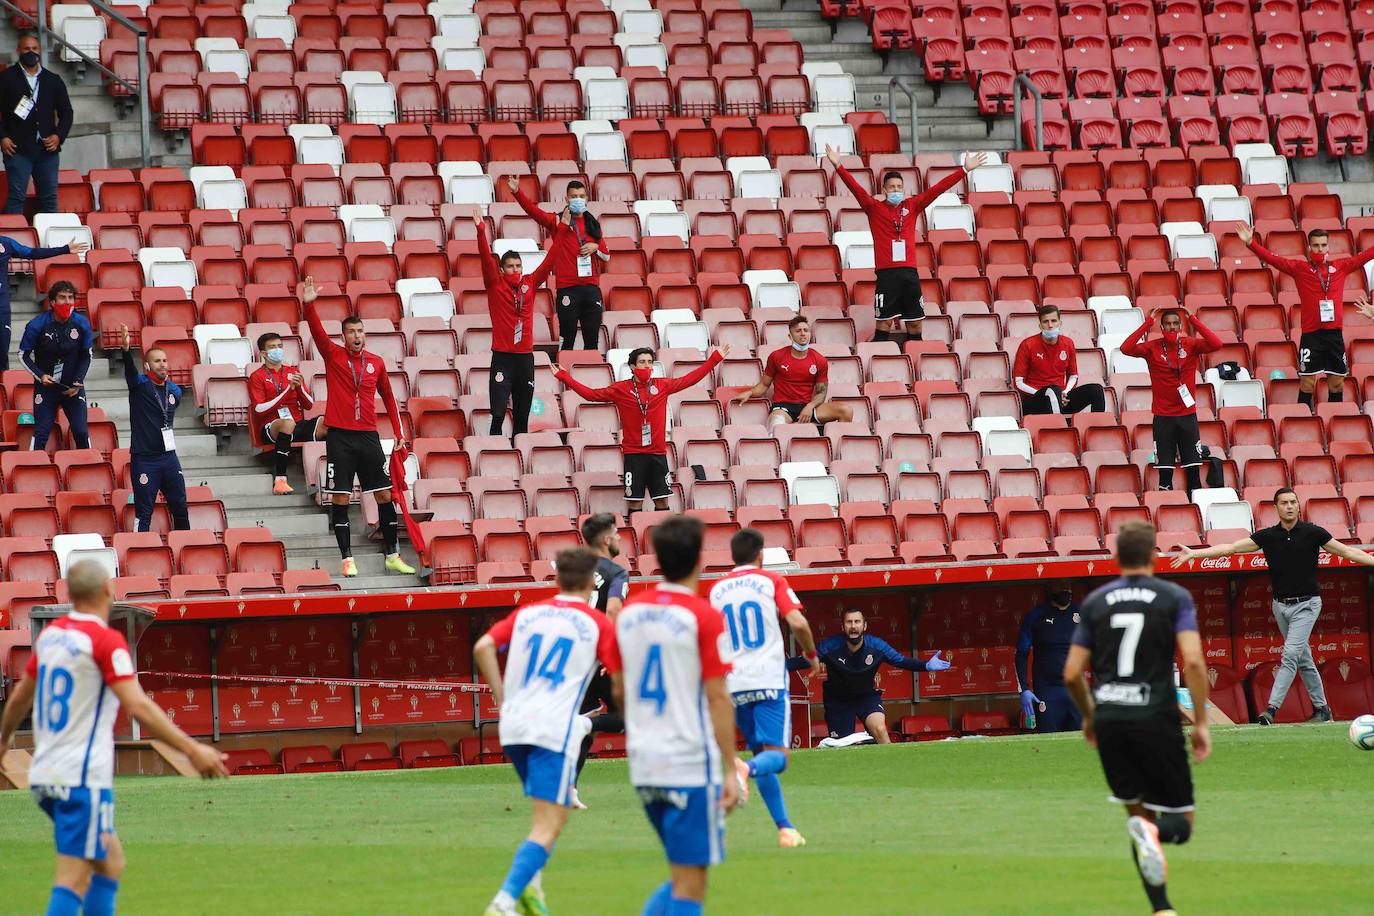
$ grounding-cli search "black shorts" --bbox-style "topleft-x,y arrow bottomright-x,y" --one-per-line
624,452 -> 671,501
1094,717 -> 1195,813
1298,328 -> 1347,376
770,402 -> 806,421
1152,413 -> 1202,468
262,415 -> 320,446
324,428 -> 391,495
823,694 -> 884,738
874,267 -> 924,322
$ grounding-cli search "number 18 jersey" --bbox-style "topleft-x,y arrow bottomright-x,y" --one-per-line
608,583 -> 732,788
26,611 -> 137,790
484,596 -> 615,753
708,566 -> 803,695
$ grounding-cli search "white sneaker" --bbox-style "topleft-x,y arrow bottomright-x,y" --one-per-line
570,787 -> 588,810
1128,816 -> 1168,887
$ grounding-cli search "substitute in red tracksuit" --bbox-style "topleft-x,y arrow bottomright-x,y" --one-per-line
509,176 -> 610,352
477,220 -> 556,440
1118,307 -> 1223,494
827,147 -> 988,346
1241,224 -> 1374,407
553,346 -> 728,512
302,276 -> 413,578
248,330 -> 323,494
1013,304 -> 1106,415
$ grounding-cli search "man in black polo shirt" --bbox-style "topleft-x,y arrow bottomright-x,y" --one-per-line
1173,487 -> 1374,723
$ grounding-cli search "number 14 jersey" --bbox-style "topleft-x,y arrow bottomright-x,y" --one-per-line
709,566 -> 803,695
485,596 -> 616,753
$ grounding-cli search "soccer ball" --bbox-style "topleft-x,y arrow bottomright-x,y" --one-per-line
1349,715 -> 1374,751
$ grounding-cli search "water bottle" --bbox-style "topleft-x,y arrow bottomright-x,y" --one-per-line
1025,705 -> 1036,730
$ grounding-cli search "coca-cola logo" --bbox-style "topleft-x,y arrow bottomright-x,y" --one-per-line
1199,558 -> 1230,569
1249,555 -> 1268,568
1205,648 -> 1226,657
1316,642 -> 1337,652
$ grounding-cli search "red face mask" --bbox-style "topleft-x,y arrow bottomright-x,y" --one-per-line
52,300 -> 75,321
1310,251 -> 1327,265
632,366 -> 653,383
1162,330 -> 1181,348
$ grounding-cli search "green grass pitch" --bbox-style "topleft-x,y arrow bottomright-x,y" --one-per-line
0,725 -> 1367,915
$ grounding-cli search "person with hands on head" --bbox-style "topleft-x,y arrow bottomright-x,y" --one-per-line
477,218 -> 556,441
733,314 -> 853,427
0,559 -> 227,916
1118,303 -> 1223,495
1238,224 -> 1374,409
120,323 -> 190,532
300,275 -> 415,579
21,279 -> 93,450
1064,521 -> 1210,916
248,331 -> 323,494
827,144 -> 989,349
814,607 -> 951,745
1171,486 -> 1374,724
509,175 -> 610,352
552,344 -> 730,513
1014,304 -> 1106,415
0,233 -> 86,371
0,32 -> 74,215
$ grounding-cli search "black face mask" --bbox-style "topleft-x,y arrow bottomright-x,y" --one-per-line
19,51 -> 38,69
1050,590 -> 1072,607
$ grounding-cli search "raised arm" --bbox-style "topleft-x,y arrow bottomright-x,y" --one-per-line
1187,313 -> 1224,354
1244,229 -> 1305,276
1343,242 -> 1374,272
511,180 -> 558,232
119,324 -> 140,389
551,366 -> 617,402
476,221 -> 501,289
661,347 -> 727,395
526,238 -> 557,290
1117,317 -> 1155,358
300,276 -> 337,356
0,235 -> 80,261
1170,535 -> 1260,568
871,636 -> 934,672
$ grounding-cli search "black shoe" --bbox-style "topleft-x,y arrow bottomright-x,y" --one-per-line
1258,708 -> 1276,725
1308,707 -> 1333,723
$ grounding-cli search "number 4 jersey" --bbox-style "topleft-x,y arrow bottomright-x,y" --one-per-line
26,612 -> 137,789
608,583 -> 732,788
484,596 -> 616,753
1073,574 -> 1198,723
708,565 -> 803,695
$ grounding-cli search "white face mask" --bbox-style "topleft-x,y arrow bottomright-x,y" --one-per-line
792,341 -> 810,353
886,191 -> 904,206
265,347 -> 285,364
1040,329 -> 1060,343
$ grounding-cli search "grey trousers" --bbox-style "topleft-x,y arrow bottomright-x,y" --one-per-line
1268,597 -> 1328,710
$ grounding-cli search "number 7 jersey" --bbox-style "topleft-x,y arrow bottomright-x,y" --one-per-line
607,583 -> 732,788
484,596 -> 616,753
708,565 -> 803,694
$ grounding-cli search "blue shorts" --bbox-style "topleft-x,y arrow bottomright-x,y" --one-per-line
823,694 -> 884,738
32,785 -> 115,861
733,690 -> 791,751
505,744 -> 577,807
637,784 -> 726,867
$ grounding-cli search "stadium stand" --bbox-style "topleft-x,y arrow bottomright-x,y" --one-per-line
0,0 -> 1372,769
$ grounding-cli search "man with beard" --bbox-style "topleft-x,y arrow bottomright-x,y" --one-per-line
814,608 -> 950,744
1015,584 -> 1084,732
569,513 -> 630,808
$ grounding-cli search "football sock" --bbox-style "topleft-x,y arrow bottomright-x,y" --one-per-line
1131,844 -> 1172,912
1155,813 -> 1192,845
748,750 -> 788,777
889,332 -> 908,351
642,881 -> 673,916
377,500 -> 399,554
273,431 -> 292,477
331,503 -> 352,558
1158,467 -> 1175,490
1330,390 -> 1344,402
1298,389 -> 1314,408
45,886 -> 81,916
83,875 -> 119,916
873,329 -> 890,343
1183,466 -> 1202,495
498,840 -> 549,902
754,772 -> 793,830
667,898 -> 704,916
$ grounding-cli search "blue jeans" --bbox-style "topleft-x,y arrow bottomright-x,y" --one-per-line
3,147 -> 60,214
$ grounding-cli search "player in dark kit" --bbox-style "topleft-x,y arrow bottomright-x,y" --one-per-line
570,513 -> 630,809
814,607 -> 949,743
1064,521 -> 1211,916
1015,584 -> 1083,733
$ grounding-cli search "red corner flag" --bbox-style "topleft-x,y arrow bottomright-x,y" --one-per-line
389,446 -> 426,557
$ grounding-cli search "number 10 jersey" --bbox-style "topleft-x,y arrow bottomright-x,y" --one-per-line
709,566 -> 803,695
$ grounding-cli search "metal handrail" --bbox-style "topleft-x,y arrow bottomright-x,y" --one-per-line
888,76 -> 919,155
2,0 -> 152,167
1011,74 -> 1043,152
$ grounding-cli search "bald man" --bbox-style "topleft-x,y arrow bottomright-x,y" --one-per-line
0,560 -> 227,916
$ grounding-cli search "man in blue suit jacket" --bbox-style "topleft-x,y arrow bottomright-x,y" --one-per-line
0,33 -> 73,214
